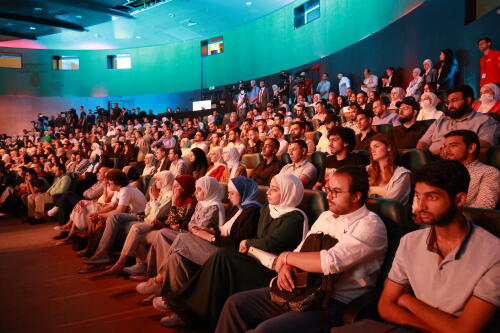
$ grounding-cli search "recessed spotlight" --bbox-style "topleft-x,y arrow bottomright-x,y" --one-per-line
95,34 -> 102,38
29,26 -> 36,30
168,13 -> 175,18
34,7 -> 42,11
76,15 -> 83,19
245,1 -> 252,5
7,23 -> 13,26
135,35 -> 142,39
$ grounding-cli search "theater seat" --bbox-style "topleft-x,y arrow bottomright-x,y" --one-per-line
299,190 -> 328,227
417,119 -> 436,128
463,207 -> 500,237
374,124 -> 392,134
306,151 -> 326,173
485,146 -> 500,170
305,131 -> 322,144
284,134 -> 293,143
342,197 -> 414,324
353,150 -> 370,164
241,153 -> 263,170
398,148 -> 431,172
281,152 -> 292,164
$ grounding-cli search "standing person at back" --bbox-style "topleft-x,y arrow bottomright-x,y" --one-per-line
478,37 -> 500,87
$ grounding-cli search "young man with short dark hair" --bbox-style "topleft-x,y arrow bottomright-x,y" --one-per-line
372,159 -> 500,333
168,147 -> 186,178
478,37 -> 500,87
250,138 -> 284,185
354,109 -> 377,151
279,139 -> 317,188
442,129 -> 499,209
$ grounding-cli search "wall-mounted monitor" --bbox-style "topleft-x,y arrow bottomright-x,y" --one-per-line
193,100 -> 213,111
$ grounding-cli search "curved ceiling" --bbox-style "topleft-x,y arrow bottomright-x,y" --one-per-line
0,0 -> 295,50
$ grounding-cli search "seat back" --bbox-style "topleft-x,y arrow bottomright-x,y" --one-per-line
398,148 -> 431,173
463,207 -> 500,237
281,152 -> 292,164
284,133 -> 293,143
374,124 -> 392,134
353,150 -> 370,165
241,153 -> 263,170
485,146 -> 500,170
305,131 -> 322,144
366,197 -> 414,285
417,119 -> 435,128
306,151 -> 326,173
299,189 -> 328,227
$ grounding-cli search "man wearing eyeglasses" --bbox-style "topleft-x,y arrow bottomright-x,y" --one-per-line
215,166 -> 388,333
417,85 -> 499,155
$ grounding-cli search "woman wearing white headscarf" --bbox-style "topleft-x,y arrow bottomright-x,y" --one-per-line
422,59 -> 437,84
142,153 -> 156,177
205,147 -> 226,181
417,92 -> 444,121
473,83 -> 500,115
160,174 -> 307,330
405,68 -> 424,100
220,146 -> 247,183
90,142 -> 102,160
101,171 -> 175,275
389,87 -> 406,109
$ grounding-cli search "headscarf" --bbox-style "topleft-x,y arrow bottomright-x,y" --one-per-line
209,147 -> 225,167
478,83 -> 500,113
423,59 -> 433,74
420,92 -> 438,109
223,146 -> 241,179
229,176 -> 262,209
144,153 -> 156,166
390,87 -> 406,108
269,173 -> 309,240
154,170 -> 175,202
175,174 -> 197,207
196,176 -> 225,228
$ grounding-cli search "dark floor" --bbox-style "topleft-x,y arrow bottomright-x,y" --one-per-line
0,217 -> 191,333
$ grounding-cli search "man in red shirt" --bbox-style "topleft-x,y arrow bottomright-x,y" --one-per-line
478,37 -> 500,87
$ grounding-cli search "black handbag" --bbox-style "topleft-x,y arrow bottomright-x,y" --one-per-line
269,232 -> 338,316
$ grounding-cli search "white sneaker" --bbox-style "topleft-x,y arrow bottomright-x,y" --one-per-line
160,313 -> 186,328
152,296 -> 171,312
47,206 -> 60,217
123,263 -> 147,276
136,278 -> 161,295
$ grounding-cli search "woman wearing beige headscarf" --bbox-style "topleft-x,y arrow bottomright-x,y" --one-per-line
220,146 -> 247,183
389,87 -> 406,109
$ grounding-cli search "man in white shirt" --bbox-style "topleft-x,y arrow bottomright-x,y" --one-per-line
337,73 -> 351,97
372,96 -> 400,126
361,69 -> 378,94
80,170 -> 147,272
279,140 -> 317,188
227,128 -> 246,157
190,130 -> 209,154
270,125 -> 289,155
216,166 -> 387,332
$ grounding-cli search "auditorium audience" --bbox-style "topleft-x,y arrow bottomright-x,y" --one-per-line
160,174 -> 307,329
216,166 -> 387,333
2,43 -> 499,333
417,85 -> 500,154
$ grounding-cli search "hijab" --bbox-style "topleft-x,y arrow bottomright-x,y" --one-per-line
223,146 -> 241,179
196,176 -> 226,228
269,173 -> 309,240
478,83 -> 500,114
155,170 -> 175,202
390,87 -> 406,109
209,147 -> 225,167
175,174 -> 197,207
229,176 -> 262,209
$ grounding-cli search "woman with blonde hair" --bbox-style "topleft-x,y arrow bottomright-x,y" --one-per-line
367,134 -> 412,206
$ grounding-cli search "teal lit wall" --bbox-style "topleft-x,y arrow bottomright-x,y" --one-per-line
0,0 -> 423,97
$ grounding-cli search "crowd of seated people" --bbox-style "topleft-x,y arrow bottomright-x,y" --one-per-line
0,38 -> 499,332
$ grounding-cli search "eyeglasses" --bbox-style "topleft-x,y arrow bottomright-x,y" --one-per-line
323,187 -> 351,197
446,98 -> 463,105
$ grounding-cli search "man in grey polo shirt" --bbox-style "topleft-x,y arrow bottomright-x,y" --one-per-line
279,139 -> 317,189
375,160 -> 499,332
417,85 -> 499,155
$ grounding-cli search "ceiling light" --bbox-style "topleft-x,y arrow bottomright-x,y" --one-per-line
29,27 -> 36,30
34,7 -> 43,11
186,19 -> 197,27
245,1 -> 252,5
95,34 -> 102,38
168,13 -> 175,18
75,15 -> 83,19
135,35 -> 142,39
